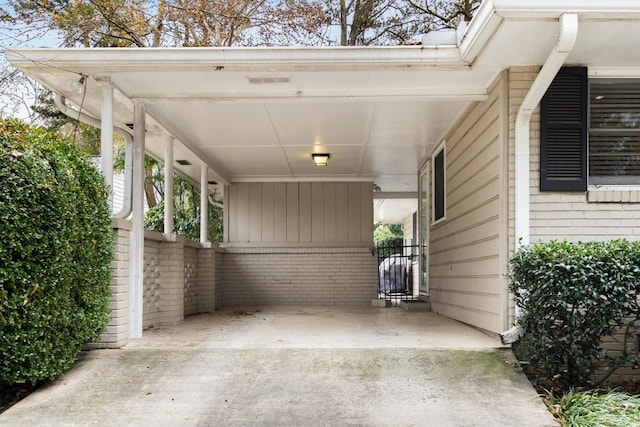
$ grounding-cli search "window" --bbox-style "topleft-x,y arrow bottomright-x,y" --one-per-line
541,67 -> 640,191
589,80 -> 640,185
433,145 -> 445,222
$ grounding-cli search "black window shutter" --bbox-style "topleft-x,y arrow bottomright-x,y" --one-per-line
540,67 -> 587,191
434,149 -> 445,221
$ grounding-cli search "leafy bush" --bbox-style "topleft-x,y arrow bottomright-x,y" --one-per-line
144,195 -> 223,243
0,119 -> 114,386
510,240 -> 640,390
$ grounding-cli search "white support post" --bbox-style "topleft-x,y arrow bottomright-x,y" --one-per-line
100,82 -> 114,210
129,102 -> 145,339
200,164 -> 208,243
164,137 -> 174,235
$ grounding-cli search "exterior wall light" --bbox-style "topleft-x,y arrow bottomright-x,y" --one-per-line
71,75 -> 87,94
312,153 -> 330,167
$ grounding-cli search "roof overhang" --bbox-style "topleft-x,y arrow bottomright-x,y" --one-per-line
6,0 -> 640,206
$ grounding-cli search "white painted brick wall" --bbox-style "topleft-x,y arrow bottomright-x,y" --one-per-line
88,220 -> 131,349
183,246 -> 198,316
508,66 -> 640,247
219,247 -> 377,306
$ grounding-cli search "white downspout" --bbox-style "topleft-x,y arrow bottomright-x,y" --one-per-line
500,13 -> 578,344
200,164 -> 208,244
54,94 -> 133,219
100,82 -> 114,204
164,136 -> 174,236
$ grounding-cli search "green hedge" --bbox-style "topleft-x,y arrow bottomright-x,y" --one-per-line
0,119 -> 114,386
509,240 -> 640,389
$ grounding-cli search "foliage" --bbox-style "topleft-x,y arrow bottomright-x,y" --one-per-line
547,390 -> 640,427
0,119 -> 114,386
509,240 -> 640,390
30,90 -> 102,157
374,223 -> 404,246
374,224 -> 405,261
143,175 -> 223,243
3,0 -> 481,49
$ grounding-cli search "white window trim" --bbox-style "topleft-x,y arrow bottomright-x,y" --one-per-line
431,141 -> 446,225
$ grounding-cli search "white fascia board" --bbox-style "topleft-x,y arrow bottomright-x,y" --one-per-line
133,91 -> 489,104
458,0 -> 504,63
459,0 -> 640,63
492,0 -> 640,18
4,46 -> 466,74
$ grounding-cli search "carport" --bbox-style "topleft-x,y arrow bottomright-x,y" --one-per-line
7,43 -> 489,342
8,0 -> 640,344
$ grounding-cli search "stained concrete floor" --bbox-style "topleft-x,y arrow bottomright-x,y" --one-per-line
1,306 -> 556,426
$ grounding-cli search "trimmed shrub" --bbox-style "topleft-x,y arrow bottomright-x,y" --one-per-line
509,240 -> 640,390
0,119 -> 114,386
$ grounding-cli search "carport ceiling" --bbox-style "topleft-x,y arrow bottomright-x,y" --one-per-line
12,51 -> 489,193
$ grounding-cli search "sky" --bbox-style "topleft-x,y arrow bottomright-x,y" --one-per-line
0,0 -> 62,120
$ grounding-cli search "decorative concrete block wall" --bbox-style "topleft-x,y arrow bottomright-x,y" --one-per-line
142,237 -> 161,328
219,247 -> 377,306
92,221 -> 218,348
141,233 -> 217,328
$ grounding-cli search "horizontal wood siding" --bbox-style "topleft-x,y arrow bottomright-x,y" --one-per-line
227,182 -> 373,245
430,74 -> 508,334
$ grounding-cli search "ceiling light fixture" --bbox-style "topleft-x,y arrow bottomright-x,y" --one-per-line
312,153 -> 331,167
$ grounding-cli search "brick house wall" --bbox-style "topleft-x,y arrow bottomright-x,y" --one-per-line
218,247 -> 377,306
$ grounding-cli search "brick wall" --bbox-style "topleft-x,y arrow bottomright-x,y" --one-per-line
219,247 -> 377,306
88,219 -> 130,349
508,66 -> 640,247
141,233 -> 217,327
142,238 -> 161,328
183,245 -> 199,316
92,222 -> 218,348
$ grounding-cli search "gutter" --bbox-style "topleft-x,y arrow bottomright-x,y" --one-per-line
54,93 -> 133,219
5,45 -> 466,73
500,13 -> 578,345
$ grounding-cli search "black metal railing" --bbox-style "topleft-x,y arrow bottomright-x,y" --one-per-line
377,241 -> 419,304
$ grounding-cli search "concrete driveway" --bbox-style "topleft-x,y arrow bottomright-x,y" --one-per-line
1,306 -> 556,426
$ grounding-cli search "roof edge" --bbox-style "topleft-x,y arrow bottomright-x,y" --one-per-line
4,46 -> 467,74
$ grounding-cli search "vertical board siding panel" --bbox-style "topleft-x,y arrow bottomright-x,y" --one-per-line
273,183 -> 287,242
249,183 -> 262,243
336,183 -> 349,240
299,182 -> 312,242
348,182 -> 361,242
237,183 -> 250,243
262,182 -> 275,243
286,183 -> 299,242
324,183 -> 337,242
228,184 -> 238,243
360,182 -> 373,243
311,182 -> 324,242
